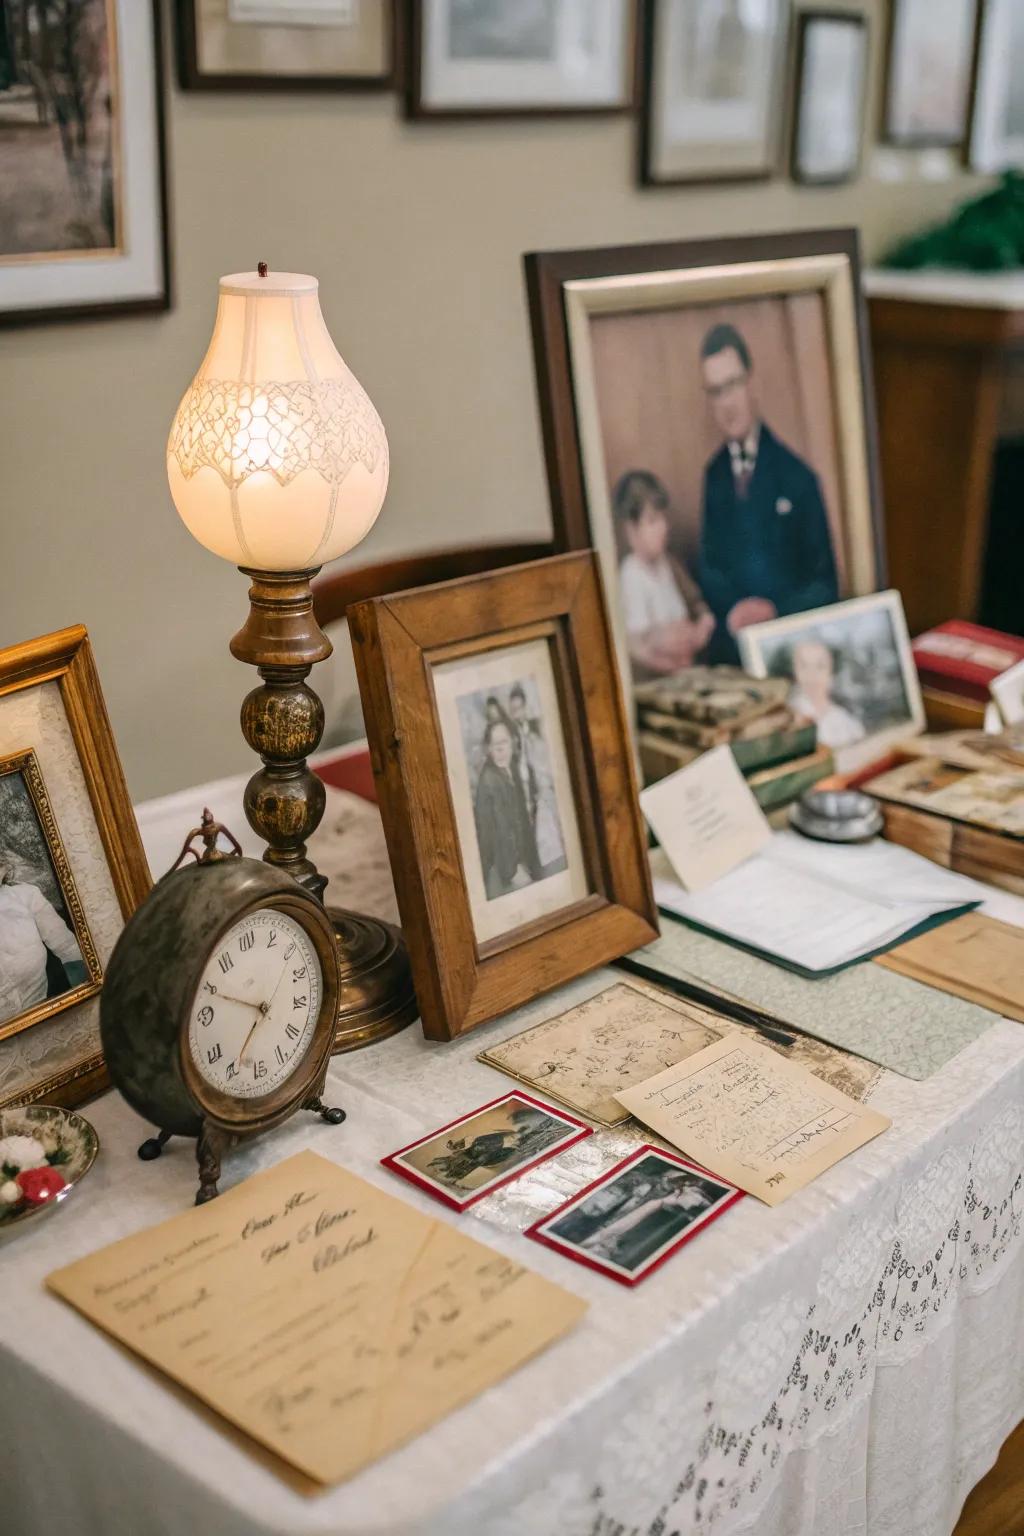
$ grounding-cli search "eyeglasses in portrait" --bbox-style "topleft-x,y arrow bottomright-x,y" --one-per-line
0,0 -> 168,325
738,591 -> 925,774
527,1147 -> 742,1284
526,231 -> 884,743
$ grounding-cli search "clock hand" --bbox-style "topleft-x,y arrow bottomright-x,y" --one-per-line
237,1002 -> 270,1066
207,988 -> 262,1011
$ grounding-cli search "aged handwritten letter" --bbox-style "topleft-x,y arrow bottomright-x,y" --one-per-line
46,1151 -> 586,1486
615,1036 -> 890,1205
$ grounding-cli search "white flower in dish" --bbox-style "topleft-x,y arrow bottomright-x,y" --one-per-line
0,1134 -> 48,1170
0,1180 -> 22,1205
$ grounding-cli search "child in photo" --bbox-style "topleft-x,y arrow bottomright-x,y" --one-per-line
787,635 -> 865,750
614,470 -> 716,677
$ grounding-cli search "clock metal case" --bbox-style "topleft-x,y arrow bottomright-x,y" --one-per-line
101,858 -> 340,1143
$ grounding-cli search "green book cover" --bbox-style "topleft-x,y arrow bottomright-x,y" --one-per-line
749,748 -> 834,810
731,721 -> 818,774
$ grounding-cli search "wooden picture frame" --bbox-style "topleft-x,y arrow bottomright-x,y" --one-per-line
968,0 -> 1024,173
0,627 -> 151,1108
639,0 -> 790,187
0,0 -> 171,329
349,553 -> 658,1040
524,229 -> 885,744
404,0 -> 638,120
177,0 -> 396,91
882,0 -> 979,150
790,11 -> 869,187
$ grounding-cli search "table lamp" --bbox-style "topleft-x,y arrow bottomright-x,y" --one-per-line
166,263 -> 416,1050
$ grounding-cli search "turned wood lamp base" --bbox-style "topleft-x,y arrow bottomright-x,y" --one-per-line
230,567 -> 417,1050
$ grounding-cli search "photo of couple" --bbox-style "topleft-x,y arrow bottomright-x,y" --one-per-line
612,315 -> 841,681
458,676 -> 568,903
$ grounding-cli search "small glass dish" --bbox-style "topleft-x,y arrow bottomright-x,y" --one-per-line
0,1103 -> 99,1242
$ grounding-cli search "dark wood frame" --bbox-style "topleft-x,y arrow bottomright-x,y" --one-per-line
403,0 -> 639,121
881,0 -> 980,149
349,553 -> 658,1041
524,226 -> 886,579
0,0 -> 171,329
790,10 -> 869,187
638,0 -> 789,188
0,626 -> 152,1109
176,0 -> 397,91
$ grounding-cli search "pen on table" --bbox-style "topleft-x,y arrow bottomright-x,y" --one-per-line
613,955 -> 798,1048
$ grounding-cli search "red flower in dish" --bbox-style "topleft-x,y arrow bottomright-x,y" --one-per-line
16,1166 -> 66,1206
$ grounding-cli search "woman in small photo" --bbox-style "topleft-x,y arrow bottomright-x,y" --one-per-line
787,635 -> 866,751
473,719 -> 542,900
0,851 -> 86,1026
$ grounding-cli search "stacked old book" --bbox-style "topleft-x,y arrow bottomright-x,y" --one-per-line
636,666 -> 833,816
864,731 -> 1024,894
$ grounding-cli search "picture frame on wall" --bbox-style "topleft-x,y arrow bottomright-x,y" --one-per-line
0,626 -> 151,1109
177,0 -> 395,90
883,0 -> 979,149
791,11 -> 869,186
524,230 -> 885,742
640,0 -> 790,186
348,552 -> 658,1041
406,0 -> 637,119
969,0 -> 1024,173
0,0 -> 170,327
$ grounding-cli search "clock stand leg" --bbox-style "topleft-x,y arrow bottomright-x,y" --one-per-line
304,1093 -> 346,1126
195,1122 -> 233,1205
138,1128 -> 174,1162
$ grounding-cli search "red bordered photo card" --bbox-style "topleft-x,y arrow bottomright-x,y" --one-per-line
380,1090 -> 593,1211
525,1144 -> 743,1286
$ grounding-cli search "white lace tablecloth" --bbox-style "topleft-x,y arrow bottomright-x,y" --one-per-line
2,754 -> 1022,1536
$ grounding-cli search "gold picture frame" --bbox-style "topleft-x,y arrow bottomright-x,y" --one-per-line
0,626 -> 151,1108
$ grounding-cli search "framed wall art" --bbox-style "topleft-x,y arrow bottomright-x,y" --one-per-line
883,0 -> 979,149
0,626 -> 151,1109
738,590 -> 925,774
406,0 -> 637,119
0,0 -> 170,327
640,0 -> 789,186
177,0 -> 394,90
349,552 -> 658,1040
791,11 -> 869,186
524,229 -> 884,738
969,0 -> 1024,173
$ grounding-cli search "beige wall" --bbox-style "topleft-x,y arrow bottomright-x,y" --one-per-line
0,0 -> 986,806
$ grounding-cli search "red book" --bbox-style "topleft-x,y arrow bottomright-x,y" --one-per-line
912,620 -> 1024,703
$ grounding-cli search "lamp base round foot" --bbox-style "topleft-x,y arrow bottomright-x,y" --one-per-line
327,907 -> 418,1052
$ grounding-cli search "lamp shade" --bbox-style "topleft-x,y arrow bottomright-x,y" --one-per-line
166,270 -> 389,571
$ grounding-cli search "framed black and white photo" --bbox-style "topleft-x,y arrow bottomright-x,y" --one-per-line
883,0 -> 979,148
526,1146 -> 742,1286
177,0 -> 394,91
525,229 -> 885,742
791,11 -> 869,186
640,0 -> 789,186
969,0 -> 1024,173
406,0 -> 637,118
0,0 -> 169,327
738,590 -> 925,773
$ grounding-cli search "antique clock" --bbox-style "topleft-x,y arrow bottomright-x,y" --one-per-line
100,813 -> 344,1204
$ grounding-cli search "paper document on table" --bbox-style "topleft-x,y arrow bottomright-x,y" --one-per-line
46,1151 -> 585,1488
652,830 -> 984,974
640,745 -> 771,892
877,911 -> 1024,1022
615,1035 -> 890,1205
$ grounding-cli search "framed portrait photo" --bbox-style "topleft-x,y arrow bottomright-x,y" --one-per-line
791,11 -> 869,186
0,626 -> 151,1109
640,0 -> 789,186
526,1145 -> 742,1286
0,0 -> 170,327
405,0 -> 637,119
883,0 -> 979,148
381,1090 -> 592,1210
349,552 -> 658,1041
737,590 -> 925,774
969,0 -> 1024,173
177,0 -> 394,91
525,229 -> 885,745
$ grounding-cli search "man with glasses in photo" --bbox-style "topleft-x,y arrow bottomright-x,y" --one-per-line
698,322 -> 838,663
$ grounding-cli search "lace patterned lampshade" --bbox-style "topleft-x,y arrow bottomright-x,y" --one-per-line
166,268 -> 389,571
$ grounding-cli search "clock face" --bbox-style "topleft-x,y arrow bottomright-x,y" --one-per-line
187,909 -> 323,1100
